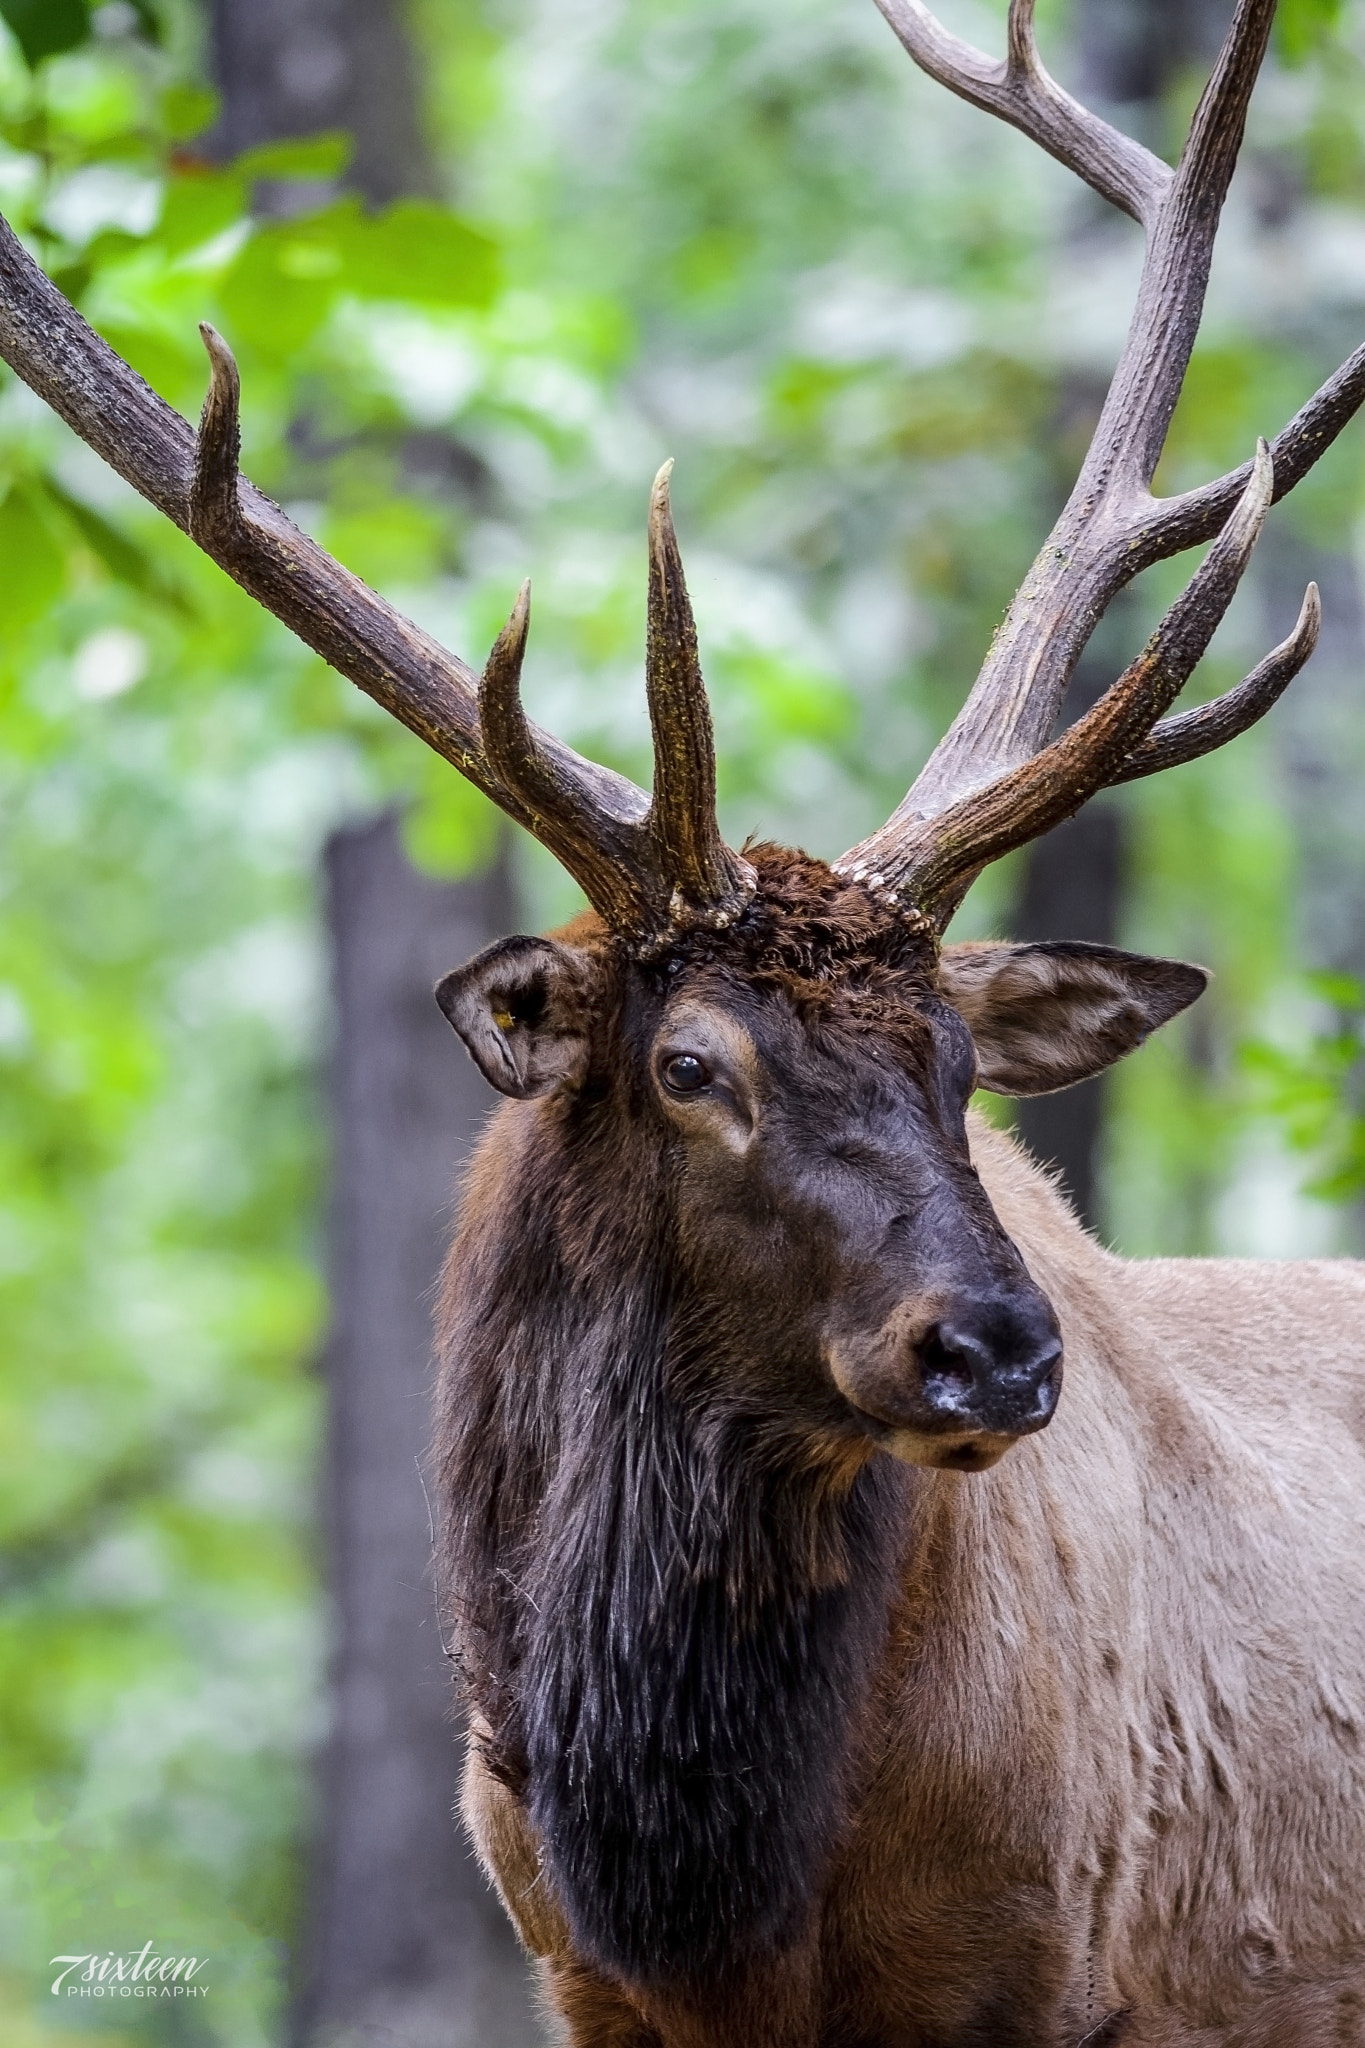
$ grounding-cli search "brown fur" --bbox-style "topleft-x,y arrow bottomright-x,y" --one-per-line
435,851 -> 1365,2047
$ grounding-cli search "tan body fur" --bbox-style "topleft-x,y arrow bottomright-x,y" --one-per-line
463,1115 -> 1365,2048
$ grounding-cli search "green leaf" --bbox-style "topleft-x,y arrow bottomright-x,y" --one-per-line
91,321 -> 198,407
218,197 -> 499,352
161,82 -> 219,142
0,0 -> 89,67
41,477 -> 195,616
0,485 -> 66,629
1275,0 -> 1348,63
218,222 -> 340,353
127,0 -> 161,42
1306,969 -> 1365,1009
321,499 -> 446,589
234,132 -> 353,182
329,199 -> 499,307
156,163 -> 247,257
402,772 -> 502,877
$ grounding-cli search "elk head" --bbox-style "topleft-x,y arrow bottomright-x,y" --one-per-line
0,0 -> 1355,1468
435,865 -> 1206,1470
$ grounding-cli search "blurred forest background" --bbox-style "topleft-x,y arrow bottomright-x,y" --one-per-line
3,0 -> 1365,2041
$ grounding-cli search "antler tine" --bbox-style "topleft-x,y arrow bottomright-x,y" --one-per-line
1110,582 -> 1320,787
845,444 -> 1275,925
644,464 -> 756,931
874,0 -> 1171,226
477,584 -> 660,934
1101,0 -> 1277,499
1004,0 -> 1034,72
477,581 -> 536,787
1139,341 -> 1365,564
190,322 -> 241,545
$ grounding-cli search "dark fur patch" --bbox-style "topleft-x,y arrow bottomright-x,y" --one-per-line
517,1356 -> 905,1984
664,843 -> 937,1016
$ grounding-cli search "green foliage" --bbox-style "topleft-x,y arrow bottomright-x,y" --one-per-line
0,0 -> 91,71
219,198 -> 497,352
1243,975 -> 1365,1200
0,8 -> 515,2040
1277,0 -> 1350,64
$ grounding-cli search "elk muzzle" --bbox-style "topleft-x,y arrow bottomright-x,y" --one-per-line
827,1290 -> 1063,1472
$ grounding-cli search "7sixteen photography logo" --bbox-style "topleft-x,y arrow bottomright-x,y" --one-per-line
50,1942 -> 209,1999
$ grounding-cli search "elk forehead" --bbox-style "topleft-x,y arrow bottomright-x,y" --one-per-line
647,968 -> 974,1154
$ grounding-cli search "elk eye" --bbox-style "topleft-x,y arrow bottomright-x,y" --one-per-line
661,1053 -> 710,1095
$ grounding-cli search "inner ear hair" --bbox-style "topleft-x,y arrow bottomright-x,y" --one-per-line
435,934 -> 599,1100
937,940 -> 1208,1098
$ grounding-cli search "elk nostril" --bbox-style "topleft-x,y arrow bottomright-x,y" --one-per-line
1028,1338 -> 1064,1390
916,1322 -> 985,1399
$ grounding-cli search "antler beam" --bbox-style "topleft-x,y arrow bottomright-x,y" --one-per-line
0,212 -> 753,946
841,0 -> 1365,929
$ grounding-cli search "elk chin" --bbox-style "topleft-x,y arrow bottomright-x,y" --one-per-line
878,1427 -> 1016,1473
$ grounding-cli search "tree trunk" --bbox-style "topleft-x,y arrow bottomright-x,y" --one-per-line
208,0 -> 436,204
295,813 -> 538,2047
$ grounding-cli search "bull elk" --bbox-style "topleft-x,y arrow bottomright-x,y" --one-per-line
5,0 -> 1365,2040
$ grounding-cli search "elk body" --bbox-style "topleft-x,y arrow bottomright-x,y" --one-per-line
4,0 -> 1365,2043
439,900 -> 1365,2046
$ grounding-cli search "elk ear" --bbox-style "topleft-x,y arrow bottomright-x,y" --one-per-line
435,935 -> 599,1099
937,940 -> 1208,1098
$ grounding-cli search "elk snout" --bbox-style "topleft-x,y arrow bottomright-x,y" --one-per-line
915,1305 -> 1061,1430
828,1292 -> 1063,1471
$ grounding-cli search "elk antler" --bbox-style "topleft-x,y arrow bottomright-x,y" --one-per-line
840,0 -> 1365,929
0,222 -> 753,948
0,3 -> 1359,948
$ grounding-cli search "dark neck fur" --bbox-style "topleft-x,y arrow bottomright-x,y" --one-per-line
522,1349 -> 905,1983
441,1166 -> 907,1988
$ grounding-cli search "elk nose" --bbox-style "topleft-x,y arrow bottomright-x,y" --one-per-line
916,1304 -> 1062,1434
